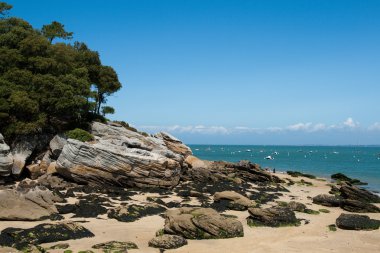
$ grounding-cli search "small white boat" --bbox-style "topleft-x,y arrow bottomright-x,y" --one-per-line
264,155 -> 274,160
246,149 -> 252,152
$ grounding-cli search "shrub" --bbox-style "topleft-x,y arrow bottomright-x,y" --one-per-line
65,128 -> 94,142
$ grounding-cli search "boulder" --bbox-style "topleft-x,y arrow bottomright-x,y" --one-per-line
56,122 -> 189,188
286,201 -> 307,212
92,241 -> 138,251
11,134 -> 52,176
340,199 -> 380,213
247,206 -> 300,227
0,187 -> 61,221
0,134 -> 13,177
214,191 -> 255,210
339,184 -> 380,203
26,164 -> 43,180
0,222 -> 94,250
312,194 -> 342,207
336,213 -> 380,230
149,235 -> 187,249
155,132 -> 192,157
164,207 -> 244,239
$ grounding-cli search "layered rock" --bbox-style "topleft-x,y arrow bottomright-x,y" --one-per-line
0,134 -> 13,177
56,122 -> 191,188
312,194 -> 342,207
247,206 -> 300,227
339,183 -> 380,203
163,207 -> 244,239
185,158 -> 282,184
0,187 -> 62,221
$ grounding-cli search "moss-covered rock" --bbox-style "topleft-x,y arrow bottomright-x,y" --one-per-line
92,241 -> 138,252
0,222 -> 94,250
247,206 -> 300,227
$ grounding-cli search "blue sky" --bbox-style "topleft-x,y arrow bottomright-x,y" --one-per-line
9,0 -> 380,145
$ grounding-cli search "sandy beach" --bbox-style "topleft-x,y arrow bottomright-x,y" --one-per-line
1,173 -> 379,253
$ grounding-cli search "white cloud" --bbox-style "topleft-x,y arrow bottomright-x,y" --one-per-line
368,122 -> 380,131
138,117 -> 371,135
343,117 -> 359,128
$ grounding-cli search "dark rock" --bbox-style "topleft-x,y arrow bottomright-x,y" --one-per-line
0,222 -> 94,250
149,235 -> 187,249
336,213 -> 380,230
108,204 -> 166,222
48,243 -> 70,249
312,194 -> 342,207
339,184 -> 380,203
287,171 -> 316,179
247,206 -> 300,227
56,204 -> 77,214
164,207 -> 243,239
331,173 -> 367,185
340,199 -> 380,213
73,200 -> 108,218
92,241 -> 138,251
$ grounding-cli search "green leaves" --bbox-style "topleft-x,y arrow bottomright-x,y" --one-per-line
0,2 -> 122,139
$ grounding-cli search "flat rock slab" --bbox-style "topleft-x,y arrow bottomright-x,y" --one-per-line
336,213 -> 380,230
0,222 -> 94,249
92,241 -> 138,252
149,235 -> 187,249
164,207 -> 244,239
247,206 -> 300,227
312,194 -> 342,207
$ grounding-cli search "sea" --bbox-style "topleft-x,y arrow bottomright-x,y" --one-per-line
188,145 -> 380,192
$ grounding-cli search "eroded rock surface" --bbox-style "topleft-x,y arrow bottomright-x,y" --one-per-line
56,122 -> 191,188
0,134 -> 13,177
247,206 -> 300,227
164,207 -> 243,239
149,235 -> 187,249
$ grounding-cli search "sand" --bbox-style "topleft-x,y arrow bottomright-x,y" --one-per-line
1,173 -> 379,253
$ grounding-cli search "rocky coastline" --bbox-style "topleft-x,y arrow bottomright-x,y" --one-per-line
0,121 -> 379,253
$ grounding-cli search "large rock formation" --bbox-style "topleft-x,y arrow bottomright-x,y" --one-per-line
163,207 -> 244,239
0,187 -> 62,221
185,158 -> 282,184
247,206 -> 300,227
0,134 -> 13,177
56,122 -> 191,188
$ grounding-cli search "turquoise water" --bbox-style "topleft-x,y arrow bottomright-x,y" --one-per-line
188,145 -> 380,192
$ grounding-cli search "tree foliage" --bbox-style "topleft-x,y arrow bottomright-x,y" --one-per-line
41,21 -> 73,43
0,2 -> 122,140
